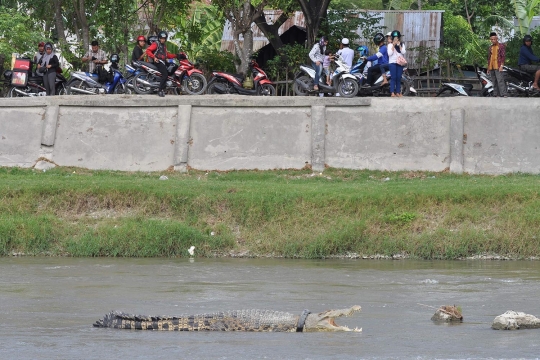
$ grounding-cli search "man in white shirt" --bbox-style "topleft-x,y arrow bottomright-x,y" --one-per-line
336,38 -> 355,68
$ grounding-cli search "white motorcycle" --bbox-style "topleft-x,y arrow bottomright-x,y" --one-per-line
293,54 -> 359,97
436,64 -> 493,97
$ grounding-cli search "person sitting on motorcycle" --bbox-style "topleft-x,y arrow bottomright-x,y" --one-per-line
82,40 -> 108,74
34,42 -> 46,76
518,34 -> 540,90
146,30 -> 178,97
308,36 -> 329,91
365,33 -> 389,87
132,35 -> 147,65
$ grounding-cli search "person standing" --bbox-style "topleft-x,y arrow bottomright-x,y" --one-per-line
82,40 -> 108,73
336,38 -> 354,68
132,35 -> 147,65
308,36 -> 328,91
487,32 -> 508,97
387,30 -> 406,97
39,43 -> 59,96
517,34 -> 540,90
34,42 -> 46,76
146,31 -> 177,97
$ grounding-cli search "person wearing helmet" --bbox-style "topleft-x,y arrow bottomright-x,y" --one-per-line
387,30 -> 407,97
82,40 -> 108,73
364,33 -> 389,86
308,36 -> 329,91
146,31 -> 177,97
132,35 -> 147,64
336,38 -> 354,68
34,42 -> 46,75
518,34 -> 540,90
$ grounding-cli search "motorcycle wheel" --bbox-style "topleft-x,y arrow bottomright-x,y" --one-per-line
182,73 -> 207,95
7,86 -> 27,97
56,84 -> 67,95
435,88 -> 457,97
206,80 -> 225,94
293,75 -> 311,96
133,73 -> 153,95
66,80 -> 87,95
338,78 -> 359,98
257,84 -> 276,96
480,88 -> 493,97
400,80 -> 411,96
113,82 -> 126,95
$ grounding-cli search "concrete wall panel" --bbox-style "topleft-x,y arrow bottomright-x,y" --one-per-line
462,100 -> 540,174
325,99 -> 450,171
189,106 -> 312,170
0,107 -> 45,167
53,106 -> 178,171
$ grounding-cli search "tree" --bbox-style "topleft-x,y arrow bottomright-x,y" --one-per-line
213,0 -> 268,73
512,0 -> 540,35
296,0 -> 331,47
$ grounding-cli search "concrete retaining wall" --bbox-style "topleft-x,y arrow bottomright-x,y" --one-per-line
1,95 -> 539,174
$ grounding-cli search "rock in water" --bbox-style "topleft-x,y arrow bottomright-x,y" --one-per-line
431,305 -> 463,322
492,311 -> 540,330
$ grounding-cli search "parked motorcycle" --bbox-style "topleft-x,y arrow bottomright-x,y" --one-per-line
3,69 -> 67,97
123,63 -> 144,94
293,54 -> 359,97
350,60 -> 415,96
132,52 -> 207,95
435,64 -> 493,97
504,65 -> 539,97
66,54 -> 126,95
206,59 -> 275,95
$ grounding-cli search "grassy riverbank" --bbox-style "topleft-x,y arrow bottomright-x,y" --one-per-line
1,166 -> 540,259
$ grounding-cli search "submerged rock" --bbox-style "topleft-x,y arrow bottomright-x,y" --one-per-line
492,311 -> 540,330
431,305 -> 463,322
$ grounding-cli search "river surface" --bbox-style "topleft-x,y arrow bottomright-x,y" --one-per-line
0,257 -> 539,359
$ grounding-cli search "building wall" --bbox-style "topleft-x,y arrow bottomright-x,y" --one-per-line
1,96 -> 539,175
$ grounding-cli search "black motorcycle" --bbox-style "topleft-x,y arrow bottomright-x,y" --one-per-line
3,69 -> 67,97
503,65 -> 540,97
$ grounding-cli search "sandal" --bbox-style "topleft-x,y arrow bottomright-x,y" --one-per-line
313,85 -> 319,91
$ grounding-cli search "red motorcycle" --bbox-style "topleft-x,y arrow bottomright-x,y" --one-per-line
132,52 -> 207,95
206,60 -> 275,96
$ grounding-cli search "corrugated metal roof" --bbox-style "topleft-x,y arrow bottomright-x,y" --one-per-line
221,10 -> 443,69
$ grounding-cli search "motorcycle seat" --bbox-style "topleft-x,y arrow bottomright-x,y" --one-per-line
28,76 -> 43,82
139,61 -> 159,71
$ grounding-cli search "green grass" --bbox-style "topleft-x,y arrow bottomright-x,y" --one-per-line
1,166 -> 540,259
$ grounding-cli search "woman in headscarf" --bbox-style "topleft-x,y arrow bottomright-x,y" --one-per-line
308,36 -> 329,91
39,42 -> 60,96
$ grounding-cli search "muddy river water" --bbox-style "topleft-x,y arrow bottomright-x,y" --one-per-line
1,257 -> 539,359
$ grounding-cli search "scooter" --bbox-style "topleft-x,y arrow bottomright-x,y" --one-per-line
350,59 -> 415,96
132,52 -> 207,95
206,59 -> 275,96
66,54 -> 126,95
435,64 -> 493,97
293,54 -> 359,97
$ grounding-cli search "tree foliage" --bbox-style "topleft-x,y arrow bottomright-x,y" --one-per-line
0,6 -> 44,67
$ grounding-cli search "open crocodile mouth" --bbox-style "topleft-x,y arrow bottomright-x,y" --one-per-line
319,305 -> 362,332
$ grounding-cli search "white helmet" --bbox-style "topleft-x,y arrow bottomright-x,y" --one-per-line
341,38 -> 349,45
386,32 -> 392,37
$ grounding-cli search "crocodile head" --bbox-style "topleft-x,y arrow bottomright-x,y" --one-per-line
303,305 -> 362,332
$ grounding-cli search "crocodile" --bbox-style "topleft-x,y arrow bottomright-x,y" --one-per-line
93,305 -> 362,332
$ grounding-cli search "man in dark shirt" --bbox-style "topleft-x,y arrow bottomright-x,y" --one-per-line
517,34 -> 540,90
132,35 -> 146,65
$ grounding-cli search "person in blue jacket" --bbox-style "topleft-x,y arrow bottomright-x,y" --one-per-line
365,33 -> 389,86
518,34 -> 540,90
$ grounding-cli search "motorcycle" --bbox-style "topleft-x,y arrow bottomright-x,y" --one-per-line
66,53 -> 126,95
3,69 -> 67,97
206,59 -> 275,95
123,62 -> 144,95
132,52 -> 207,95
503,65 -> 539,97
435,64 -> 493,97
350,60 -> 415,96
294,54 -> 359,97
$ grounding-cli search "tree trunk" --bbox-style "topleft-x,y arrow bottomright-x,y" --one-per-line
253,10 -> 287,53
296,0 -> 331,48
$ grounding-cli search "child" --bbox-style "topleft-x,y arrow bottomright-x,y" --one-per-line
323,49 -> 334,86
